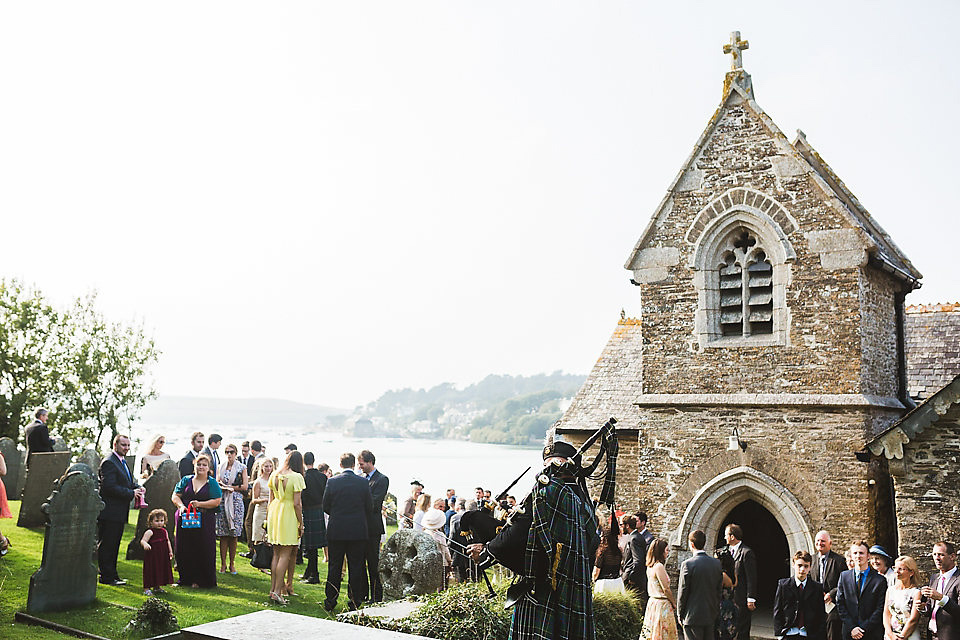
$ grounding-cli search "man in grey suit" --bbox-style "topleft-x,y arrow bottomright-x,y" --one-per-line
678,529 -> 723,640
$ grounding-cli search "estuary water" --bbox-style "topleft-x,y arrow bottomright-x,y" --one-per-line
131,423 -> 543,503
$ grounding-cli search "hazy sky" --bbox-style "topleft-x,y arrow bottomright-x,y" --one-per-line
1,2 -> 957,409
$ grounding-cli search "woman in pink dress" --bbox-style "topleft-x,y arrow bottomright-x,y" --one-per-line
0,451 -> 11,555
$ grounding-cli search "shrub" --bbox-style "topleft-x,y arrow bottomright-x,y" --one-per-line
123,597 -> 179,636
593,590 -> 644,640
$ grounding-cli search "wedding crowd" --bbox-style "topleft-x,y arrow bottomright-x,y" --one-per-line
599,517 -> 960,640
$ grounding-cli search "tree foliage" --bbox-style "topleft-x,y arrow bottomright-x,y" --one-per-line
0,279 -> 159,453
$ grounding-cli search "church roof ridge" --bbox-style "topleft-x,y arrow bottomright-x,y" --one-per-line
792,131 -> 922,284
906,302 -> 960,314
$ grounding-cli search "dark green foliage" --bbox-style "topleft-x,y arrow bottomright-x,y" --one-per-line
345,582 -> 644,640
592,590 -> 644,640
123,597 -> 179,636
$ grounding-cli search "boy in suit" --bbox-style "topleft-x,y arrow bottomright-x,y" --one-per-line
775,550 -> 827,640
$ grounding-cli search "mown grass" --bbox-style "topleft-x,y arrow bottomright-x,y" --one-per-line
0,501 -> 396,638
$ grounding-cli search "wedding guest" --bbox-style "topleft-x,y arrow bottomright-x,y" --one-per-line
413,493 -> 431,531
267,451 -> 305,604
140,434 -> 171,478
249,458 -> 273,573
421,507 -> 452,585
883,555 -> 921,640
299,452 -> 327,584
98,434 -> 144,586
641,538 -> 678,640
215,444 -> 248,574
401,481 -> 423,528
0,450 -> 12,555
869,545 -> 896,586
140,509 -> 174,596
593,517 -> 625,593
171,454 -> 222,588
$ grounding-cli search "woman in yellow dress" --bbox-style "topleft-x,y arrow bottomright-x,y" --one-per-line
266,450 -> 305,604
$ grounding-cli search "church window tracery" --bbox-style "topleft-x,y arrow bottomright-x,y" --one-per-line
718,229 -> 773,337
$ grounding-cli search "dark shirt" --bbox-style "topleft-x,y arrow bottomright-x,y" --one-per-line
302,468 -> 326,509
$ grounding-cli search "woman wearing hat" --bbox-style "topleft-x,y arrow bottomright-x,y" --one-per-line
421,506 -> 453,586
870,545 -> 897,586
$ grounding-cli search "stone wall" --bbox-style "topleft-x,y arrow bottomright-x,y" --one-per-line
889,403 -> 960,577
859,270 -> 900,399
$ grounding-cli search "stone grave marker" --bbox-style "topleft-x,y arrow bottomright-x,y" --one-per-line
27,464 -> 104,612
52,437 -> 69,452
77,448 -> 100,472
126,459 -> 179,560
0,437 -> 22,500
18,452 -> 73,528
379,529 -> 444,601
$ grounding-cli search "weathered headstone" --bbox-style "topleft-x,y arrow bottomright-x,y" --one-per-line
126,459 -> 179,560
17,452 -> 73,528
379,529 -> 444,601
0,437 -> 22,500
52,437 -> 69,452
27,464 -> 104,612
67,462 -> 96,480
77,448 -> 100,472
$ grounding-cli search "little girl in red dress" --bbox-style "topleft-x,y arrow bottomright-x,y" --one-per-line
140,509 -> 175,595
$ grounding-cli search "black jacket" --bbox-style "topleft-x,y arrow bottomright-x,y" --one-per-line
732,543 -> 758,605
98,453 -> 140,523
620,530 -> 648,590
365,469 -> 389,537
836,567 -> 887,640
774,577 -> 827,640
322,469 -> 372,541
302,468 -> 326,509
178,450 -> 198,478
25,420 -> 55,454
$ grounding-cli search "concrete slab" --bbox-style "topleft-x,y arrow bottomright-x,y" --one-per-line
338,600 -> 423,624
181,609 -> 430,640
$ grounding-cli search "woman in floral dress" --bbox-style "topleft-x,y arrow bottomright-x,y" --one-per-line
640,539 -> 679,640
884,555 -> 921,640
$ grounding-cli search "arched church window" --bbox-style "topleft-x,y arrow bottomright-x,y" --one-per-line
718,229 -> 773,337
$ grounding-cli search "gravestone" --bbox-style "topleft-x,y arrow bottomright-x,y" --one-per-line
379,529 -> 444,601
77,448 -> 100,472
68,462 -> 96,480
126,459 -> 179,560
52,437 -> 69,452
27,464 -> 104,612
0,437 -> 22,500
18,452 -> 73,528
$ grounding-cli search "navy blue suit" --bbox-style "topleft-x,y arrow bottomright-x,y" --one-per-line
364,469 -> 389,602
322,468 -> 373,609
836,567 -> 887,640
97,452 -> 140,583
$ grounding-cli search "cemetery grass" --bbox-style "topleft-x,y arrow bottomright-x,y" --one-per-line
0,501 -> 398,639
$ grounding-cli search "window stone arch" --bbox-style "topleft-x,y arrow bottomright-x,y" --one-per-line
689,193 -> 795,348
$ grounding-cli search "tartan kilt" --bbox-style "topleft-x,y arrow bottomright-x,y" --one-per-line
301,506 -> 327,550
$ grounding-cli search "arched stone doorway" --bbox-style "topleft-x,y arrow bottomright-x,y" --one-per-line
715,499 -> 791,608
676,466 -> 813,560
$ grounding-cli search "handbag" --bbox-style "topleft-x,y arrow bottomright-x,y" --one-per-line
181,504 -> 201,529
251,543 -> 273,569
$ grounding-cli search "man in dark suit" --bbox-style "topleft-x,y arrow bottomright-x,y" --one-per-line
678,529 -> 724,640
358,450 -> 389,603
921,541 -> 960,640
620,513 -> 649,598
97,434 -> 144,585
178,431 -> 205,477
201,433 -> 221,477
726,523 -> 758,640
24,408 -> 55,466
637,511 -> 654,547
836,540 -> 887,640
811,530 -> 847,640
322,452 -> 373,612
774,550 -> 827,640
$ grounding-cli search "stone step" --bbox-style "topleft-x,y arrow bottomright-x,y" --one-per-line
180,609 -> 431,640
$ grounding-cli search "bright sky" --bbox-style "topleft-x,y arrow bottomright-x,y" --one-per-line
1,2 -> 957,409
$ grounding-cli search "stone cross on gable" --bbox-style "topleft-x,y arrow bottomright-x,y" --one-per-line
723,31 -> 749,70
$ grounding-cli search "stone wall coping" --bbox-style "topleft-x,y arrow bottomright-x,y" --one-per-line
868,374 -> 960,459
634,393 -> 904,409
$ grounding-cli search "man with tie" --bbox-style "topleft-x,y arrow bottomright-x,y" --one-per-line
775,551 -> 827,640
202,433 -> 222,476
97,434 -> 145,585
726,523 -> 758,640
358,450 -> 389,602
811,530 -> 847,640
920,541 -> 960,640
836,540 -> 887,640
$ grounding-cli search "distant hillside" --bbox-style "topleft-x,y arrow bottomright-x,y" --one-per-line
140,396 -> 348,427
353,372 -> 587,445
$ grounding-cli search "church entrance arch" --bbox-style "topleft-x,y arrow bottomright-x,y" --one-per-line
677,466 -> 813,560
715,499 -> 791,608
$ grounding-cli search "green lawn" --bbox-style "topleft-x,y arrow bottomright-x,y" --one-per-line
0,501 -> 396,638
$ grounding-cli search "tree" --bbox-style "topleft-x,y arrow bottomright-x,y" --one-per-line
0,280 -> 64,441
57,294 -> 159,452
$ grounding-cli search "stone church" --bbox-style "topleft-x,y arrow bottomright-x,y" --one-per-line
557,33 -> 960,598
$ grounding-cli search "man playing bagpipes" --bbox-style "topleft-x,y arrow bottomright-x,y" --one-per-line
468,418 -> 618,640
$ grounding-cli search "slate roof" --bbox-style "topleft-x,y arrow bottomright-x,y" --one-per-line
905,303 -> 960,400
558,316 -> 643,431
